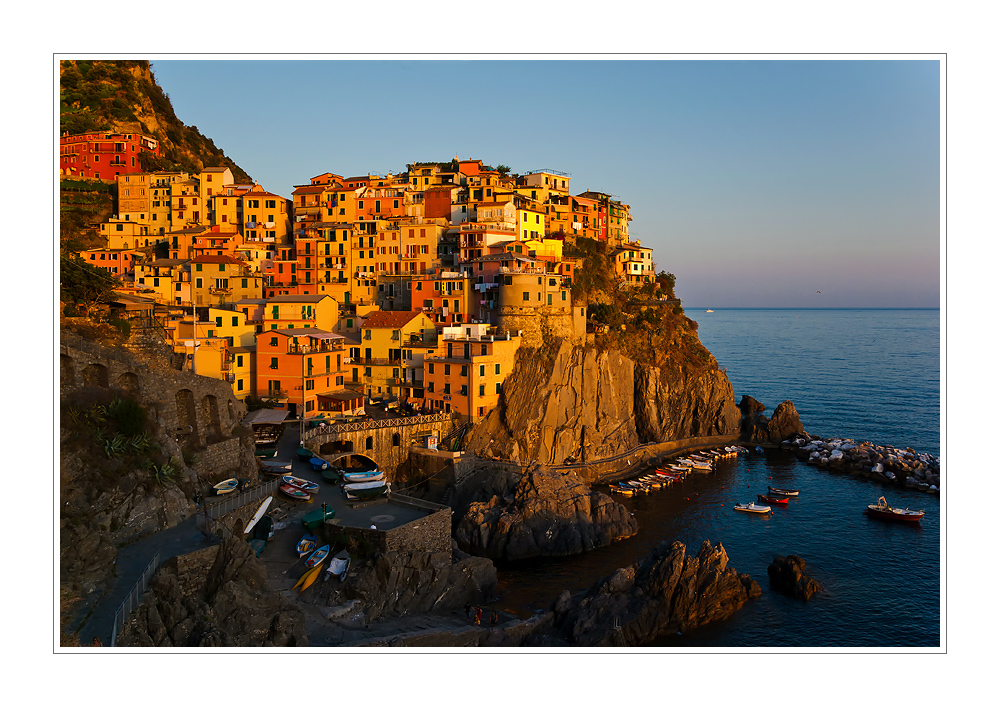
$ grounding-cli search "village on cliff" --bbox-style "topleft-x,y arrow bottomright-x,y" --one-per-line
63,135 -> 656,426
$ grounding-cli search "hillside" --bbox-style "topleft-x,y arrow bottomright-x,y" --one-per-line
59,60 -> 252,253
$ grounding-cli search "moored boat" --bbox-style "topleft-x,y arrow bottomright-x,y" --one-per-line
296,533 -> 318,558
280,483 -> 312,501
260,458 -> 293,473
342,479 -> 389,500
326,549 -> 351,582
309,456 -> 329,471
865,496 -> 924,523
342,469 -> 384,483
768,486 -> 800,497
734,502 -> 772,514
213,478 -> 239,494
757,494 -> 789,505
321,468 -> 340,484
304,544 -> 330,569
281,475 -> 320,494
296,446 -> 314,461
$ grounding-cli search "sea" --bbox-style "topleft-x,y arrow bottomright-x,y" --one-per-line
494,308 -> 942,649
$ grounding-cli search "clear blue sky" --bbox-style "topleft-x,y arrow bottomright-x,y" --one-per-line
149,58 -> 941,308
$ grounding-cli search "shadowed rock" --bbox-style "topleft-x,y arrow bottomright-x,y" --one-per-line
767,554 -> 822,600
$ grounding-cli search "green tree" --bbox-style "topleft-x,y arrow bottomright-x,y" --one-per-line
60,254 -> 117,306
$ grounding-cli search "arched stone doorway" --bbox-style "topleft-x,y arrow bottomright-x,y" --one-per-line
115,371 -> 140,396
200,395 -> 221,440
60,354 -> 76,387
175,389 -> 198,441
81,363 -> 109,388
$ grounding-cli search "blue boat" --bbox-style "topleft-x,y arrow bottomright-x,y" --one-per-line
309,456 -> 329,471
296,533 -> 318,558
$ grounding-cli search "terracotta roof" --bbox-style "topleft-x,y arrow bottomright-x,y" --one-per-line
265,294 -> 332,303
360,310 -> 425,329
201,167 -> 231,173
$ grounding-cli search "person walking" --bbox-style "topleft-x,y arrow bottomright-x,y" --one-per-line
464,602 -> 472,619
474,607 -> 482,626
490,609 -> 498,627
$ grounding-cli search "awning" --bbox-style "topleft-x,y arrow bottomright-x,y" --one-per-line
318,391 -> 366,401
243,409 -> 291,425
305,331 -> 344,340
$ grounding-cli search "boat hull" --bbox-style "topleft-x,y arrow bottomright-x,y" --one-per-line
866,507 -> 924,522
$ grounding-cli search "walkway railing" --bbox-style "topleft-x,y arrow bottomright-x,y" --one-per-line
61,333 -> 148,369
111,552 -> 160,647
301,412 -> 454,441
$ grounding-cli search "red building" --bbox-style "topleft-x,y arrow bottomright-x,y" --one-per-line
60,131 -> 160,181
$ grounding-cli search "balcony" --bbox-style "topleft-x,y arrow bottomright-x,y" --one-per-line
265,388 -> 288,399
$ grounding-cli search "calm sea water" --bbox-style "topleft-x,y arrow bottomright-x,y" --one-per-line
495,309 -> 941,648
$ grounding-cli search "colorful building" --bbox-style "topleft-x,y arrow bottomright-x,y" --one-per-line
354,310 -> 437,400
60,131 -> 159,181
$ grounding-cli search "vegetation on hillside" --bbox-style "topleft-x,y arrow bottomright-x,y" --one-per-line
564,237 -> 715,377
60,60 -> 251,183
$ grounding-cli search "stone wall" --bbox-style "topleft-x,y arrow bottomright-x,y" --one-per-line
192,437 -> 257,485
496,305 -> 584,348
166,545 -> 220,599
317,498 -> 452,555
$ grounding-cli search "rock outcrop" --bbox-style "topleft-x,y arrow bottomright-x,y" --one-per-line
454,467 -> 638,560
122,537 -> 307,647
332,548 -> 498,623
739,398 -> 806,445
465,340 -> 740,465
787,436 -> 941,493
521,540 -> 760,647
767,555 -> 822,600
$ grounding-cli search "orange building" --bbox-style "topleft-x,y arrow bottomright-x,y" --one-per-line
409,272 -> 477,326
255,329 -> 360,419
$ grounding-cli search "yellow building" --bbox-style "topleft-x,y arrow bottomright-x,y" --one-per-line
516,206 -> 546,241
611,241 -> 655,286
170,178 -> 204,228
102,219 -> 156,249
207,306 -> 256,348
116,173 -> 151,223
134,258 -> 188,305
423,323 -> 522,422
198,166 -> 234,204
227,345 -> 256,400
190,254 -> 262,306
241,186 -> 292,247
149,171 -> 190,236
354,310 -> 437,399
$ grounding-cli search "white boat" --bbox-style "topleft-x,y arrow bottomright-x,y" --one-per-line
243,496 -> 273,534
734,502 -> 772,514
326,549 -> 351,582
213,478 -> 239,494
343,480 -> 389,500
706,309 -> 714,313
342,470 -> 384,483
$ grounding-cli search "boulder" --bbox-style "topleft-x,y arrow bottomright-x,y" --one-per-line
454,467 -> 639,561
767,400 -> 806,443
767,555 -> 822,600
739,395 -> 766,415
522,540 -> 760,647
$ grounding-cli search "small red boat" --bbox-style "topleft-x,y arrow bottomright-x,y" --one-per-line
758,494 -> 789,505
280,483 -> 311,501
865,496 -> 924,523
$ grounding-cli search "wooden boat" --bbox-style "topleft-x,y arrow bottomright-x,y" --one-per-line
304,544 -> 331,569
326,549 -> 351,582
342,469 -> 384,483
610,484 -> 635,496
296,533 -> 318,558
280,483 -> 311,501
243,496 -> 273,534
865,496 -> 924,523
281,475 -> 320,494
309,456 -> 329,471
342,480 -> 389,501
734,502 -> 772,514
260,458 -> 293,473
254,448 -> 278,458
297,563 -> 325,593
296,446 -> 314,461
321,468 -> 340,484
768,486 -> 800,497
213,478 -> 239,494
757,494 -> 789,505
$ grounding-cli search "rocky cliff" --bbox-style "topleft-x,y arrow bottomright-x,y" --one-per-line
453,466 -> 638,560
466,339 -> 741,465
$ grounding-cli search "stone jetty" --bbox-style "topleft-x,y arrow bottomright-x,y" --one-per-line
783,436 -> 941,494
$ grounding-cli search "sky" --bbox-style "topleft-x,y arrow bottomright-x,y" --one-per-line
148,58 -> 941,309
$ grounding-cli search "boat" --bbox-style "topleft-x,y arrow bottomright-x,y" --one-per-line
768,486 -> 800,497
281,475 -> 320,494
296,533 -> 318,558
213,478 -> 239,494
343,479 -> 389,500
734,502 -> 772,514
296,563 -> 325,593
321,468 -> 340,484
706,309 -> 714,313
342,469 -> 384,483
304,544 -> 330,568
309,456 -> 329,471
302,506 -> 335,530
243,496 -> 273,534
755,446 -> 765,454
296,446 -> 314,461
610,484 -> 635,496
254,448 -> 278,458
326,549 -> 351,582
757,494 -> 789,505
865,496 -> 925,523
280,483 -> 312,501
260,458 -> 293,473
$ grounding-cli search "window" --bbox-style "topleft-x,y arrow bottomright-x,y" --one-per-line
237,379 -> 243,391
522,292 -> 529,302
479,365 -> 485,377
428,381 -> 435,392
479,384 -> 485,397
237,355 -> 243,367
444,364 -> 451,375
428,363 -> 434,374
444,383 -> 451,394
269,337 -> 278,346
495,363 -> 501,375
269,357 -> 278,369
496,382 -> 502,394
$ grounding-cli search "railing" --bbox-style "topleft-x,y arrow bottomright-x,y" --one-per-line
61,333 -> 150,369
301,411 -> 455,440
205,478 -> 280,519
111,552 -> 160,647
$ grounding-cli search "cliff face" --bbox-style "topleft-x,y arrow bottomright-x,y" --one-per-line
465,339 -> 740,465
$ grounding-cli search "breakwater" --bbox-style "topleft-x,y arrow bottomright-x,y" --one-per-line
784,436 -> 941,494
